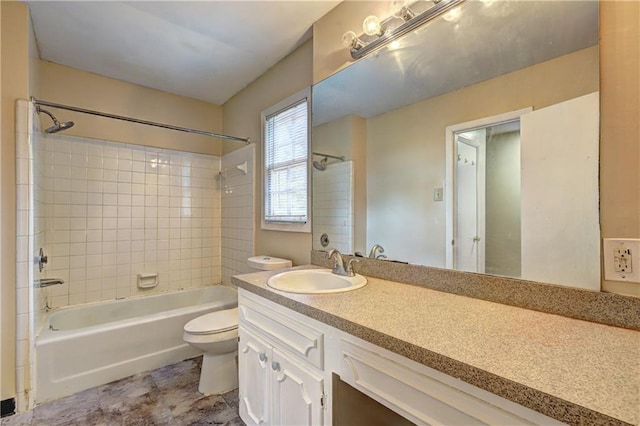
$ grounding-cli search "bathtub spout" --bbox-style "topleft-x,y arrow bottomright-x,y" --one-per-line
34,278 -> 65,288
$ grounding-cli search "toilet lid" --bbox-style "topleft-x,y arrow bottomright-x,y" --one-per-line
184,308 -> 238,335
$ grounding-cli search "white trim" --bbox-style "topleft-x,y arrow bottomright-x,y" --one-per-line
261,87 -> 312,233
445,107 -> 532,269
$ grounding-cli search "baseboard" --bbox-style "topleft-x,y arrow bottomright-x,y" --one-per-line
1,398 -> 16,417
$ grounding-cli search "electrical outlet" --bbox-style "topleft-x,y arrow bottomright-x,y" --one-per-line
603,239 -> 640,283
613,248 -> 632,273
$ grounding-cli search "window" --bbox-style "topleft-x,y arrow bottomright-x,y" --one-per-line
261,88 -> 311,232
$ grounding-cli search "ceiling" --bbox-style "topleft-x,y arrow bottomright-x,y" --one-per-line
26,1 -> 340,105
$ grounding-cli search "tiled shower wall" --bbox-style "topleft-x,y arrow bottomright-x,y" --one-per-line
312,161 -> 354,254
34,134 -> 223,309
221,144 -> 254,284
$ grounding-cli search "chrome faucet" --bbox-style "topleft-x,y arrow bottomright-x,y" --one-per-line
328,249 -> 359,277
368,244 -> 386,259
34,278 -> 65,288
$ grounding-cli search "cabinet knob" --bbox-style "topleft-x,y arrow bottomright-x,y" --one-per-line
259,352 -> 267,362
271,361 -> 280,371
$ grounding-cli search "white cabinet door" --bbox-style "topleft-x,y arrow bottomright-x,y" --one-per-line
271,348 -> 324,426
239,327 -> 271,426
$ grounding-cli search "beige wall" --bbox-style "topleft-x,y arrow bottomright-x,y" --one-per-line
222,41 -> 313,267
37,61 -> 223,155
1,1 -> 29,401
0,0 -> 3,403
600,1 -> 640,297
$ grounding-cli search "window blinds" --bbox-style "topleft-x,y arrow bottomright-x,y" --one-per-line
264,98 -> 308,224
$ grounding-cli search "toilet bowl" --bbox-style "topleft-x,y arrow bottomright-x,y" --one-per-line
183,307 -> 239,395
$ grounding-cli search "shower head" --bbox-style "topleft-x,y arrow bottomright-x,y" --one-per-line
313,157 -> 327,171
311,152 -> 346,171
45,121 -> 75,134
36,106 -> 75,134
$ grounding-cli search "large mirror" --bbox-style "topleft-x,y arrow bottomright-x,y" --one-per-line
312,0 -> 600,290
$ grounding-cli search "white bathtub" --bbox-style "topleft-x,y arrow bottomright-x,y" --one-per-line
36,285 -> 237,404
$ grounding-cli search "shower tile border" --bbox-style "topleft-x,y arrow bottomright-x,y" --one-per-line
15,99 -> 37,412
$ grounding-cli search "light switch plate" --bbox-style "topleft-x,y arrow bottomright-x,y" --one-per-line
433,188 -> 444,202
603,238 -> 640,283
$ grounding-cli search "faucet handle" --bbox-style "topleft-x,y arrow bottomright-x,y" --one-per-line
346,258 -> 360,276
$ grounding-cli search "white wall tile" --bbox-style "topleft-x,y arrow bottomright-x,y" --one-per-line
28,134 -> 232,312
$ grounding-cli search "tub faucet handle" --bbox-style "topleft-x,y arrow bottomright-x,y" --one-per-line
36,247 -> 48,272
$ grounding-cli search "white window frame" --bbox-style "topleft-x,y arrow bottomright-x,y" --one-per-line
261,87 -> 311,233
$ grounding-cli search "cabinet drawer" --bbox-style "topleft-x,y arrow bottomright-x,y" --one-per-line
239,296 -> 324,369
340,339 -> 563,426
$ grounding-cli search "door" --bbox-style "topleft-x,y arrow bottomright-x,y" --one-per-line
271,348 -> 324,426
239,328 -> 271,425
520,92 -> 600,289
454,134 -> 485,272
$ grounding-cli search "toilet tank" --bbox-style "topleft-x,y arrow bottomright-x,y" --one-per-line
247,256 -> 292,272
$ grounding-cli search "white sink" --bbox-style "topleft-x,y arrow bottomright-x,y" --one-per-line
267,269 -> 367,294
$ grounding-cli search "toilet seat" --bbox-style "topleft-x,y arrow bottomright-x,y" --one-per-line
184,307 -> 238,335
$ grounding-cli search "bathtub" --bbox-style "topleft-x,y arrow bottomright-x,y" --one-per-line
36,285 -> 237,404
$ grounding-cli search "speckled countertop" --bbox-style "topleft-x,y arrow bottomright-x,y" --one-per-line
232,266 -> 640,426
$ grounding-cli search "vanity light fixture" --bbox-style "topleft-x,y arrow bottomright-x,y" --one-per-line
343,0 -> 466,60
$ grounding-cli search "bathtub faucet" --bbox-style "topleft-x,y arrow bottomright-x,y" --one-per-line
34,278 -> 65,288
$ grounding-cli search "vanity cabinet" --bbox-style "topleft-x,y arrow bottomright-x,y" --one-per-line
238,294 -> 326,426
238,289 -> 562,426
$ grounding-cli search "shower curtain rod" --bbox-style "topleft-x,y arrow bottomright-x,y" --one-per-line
312,151 -> 345,161
30,97 -> 252,144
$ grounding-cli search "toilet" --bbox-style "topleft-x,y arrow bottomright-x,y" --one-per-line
183,307 -> 239,395
247,255 -> 292,273
183,255 -> 291,395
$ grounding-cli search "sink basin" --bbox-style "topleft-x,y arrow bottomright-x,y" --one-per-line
267,269 -> 367,294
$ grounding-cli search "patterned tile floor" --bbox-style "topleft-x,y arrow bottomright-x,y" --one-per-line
1,357 -> 244,426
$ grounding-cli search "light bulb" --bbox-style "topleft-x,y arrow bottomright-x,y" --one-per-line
342,31 -> 358,48
390,0 -> 415,21
390,0 -> 408,18
389,40 -> 401,50
363,15 -> 383,36
442,6 -> 461,22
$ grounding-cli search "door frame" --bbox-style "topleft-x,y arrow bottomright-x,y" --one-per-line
445,107 -> 532,270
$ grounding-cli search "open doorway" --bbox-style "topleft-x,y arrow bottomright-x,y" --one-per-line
445,108 -> 531,275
